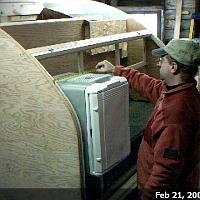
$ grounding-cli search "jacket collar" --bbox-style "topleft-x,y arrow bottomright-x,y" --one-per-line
162,81 -> 197,94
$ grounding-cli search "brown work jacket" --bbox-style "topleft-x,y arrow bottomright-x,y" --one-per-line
114,67 -> 200,200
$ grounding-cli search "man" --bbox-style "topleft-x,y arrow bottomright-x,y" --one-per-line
96,39 -> 200,199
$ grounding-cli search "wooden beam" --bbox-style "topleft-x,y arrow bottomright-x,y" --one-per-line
174,0 -> 183,39
115,43 -> 120,65
27,30 -> 152,60
77,51 -> 84,72
150,35 -> 165,47
189,19 -> 195,39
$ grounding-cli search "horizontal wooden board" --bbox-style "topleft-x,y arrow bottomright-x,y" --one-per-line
27,30 -> 152,60
1,19 -> 84,49
0,15 -> 38,23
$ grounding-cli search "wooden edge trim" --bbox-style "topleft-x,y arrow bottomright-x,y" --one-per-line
27,30 -> 152,60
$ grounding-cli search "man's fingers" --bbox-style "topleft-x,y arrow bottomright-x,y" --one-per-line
96,67 -> 112,73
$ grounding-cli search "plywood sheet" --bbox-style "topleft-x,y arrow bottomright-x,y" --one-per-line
39,51 -> 116,76
0,28 -> 83,195
85,20 -> 127,55
127,39 -> 145,65
125,18 -> 147,66
0,19 -> 84,49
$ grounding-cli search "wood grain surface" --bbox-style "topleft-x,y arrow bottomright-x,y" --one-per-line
0,19 -> 84,49
0,28 -> 83,196
85,20 -> 127,55
126,19 -> 145,66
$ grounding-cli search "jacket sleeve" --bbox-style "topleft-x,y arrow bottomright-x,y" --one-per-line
114,67 -> 163,104
141,124 -> 189,200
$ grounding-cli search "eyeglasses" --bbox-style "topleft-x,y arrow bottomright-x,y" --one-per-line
157,57 -> 169,65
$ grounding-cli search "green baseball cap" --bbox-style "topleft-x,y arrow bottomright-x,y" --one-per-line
152,39 -> 200,67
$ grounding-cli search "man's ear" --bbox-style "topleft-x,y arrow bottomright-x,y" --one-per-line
171,62 -> 179,74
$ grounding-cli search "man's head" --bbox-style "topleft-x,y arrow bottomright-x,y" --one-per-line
152,39 -> 200,85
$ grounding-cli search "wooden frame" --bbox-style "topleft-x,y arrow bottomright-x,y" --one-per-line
27,30 -> 152,72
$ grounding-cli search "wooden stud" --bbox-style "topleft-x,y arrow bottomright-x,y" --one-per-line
27,30 -> 152,60
174,0 -> 183,39
189,19 -> 195,39
77,51 -> 84,72
115,43 -> 120,65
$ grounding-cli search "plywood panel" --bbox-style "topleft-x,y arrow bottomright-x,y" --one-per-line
0,28 -> 83,196
126,18 -> 146,66
0,15 -> 38,23
85,20 -> 127,55
84,51 -> 116,71
0,19 -> 84,49
39,54 -> 80,75
145,38 -> 160,71
39,51 -> 116,76
127,39 -> 144,65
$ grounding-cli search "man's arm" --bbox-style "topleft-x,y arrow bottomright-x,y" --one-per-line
114,67 -> 162,104
96,60 -> 163,104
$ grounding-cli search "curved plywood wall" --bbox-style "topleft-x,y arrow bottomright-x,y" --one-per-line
0,28 -> 83,197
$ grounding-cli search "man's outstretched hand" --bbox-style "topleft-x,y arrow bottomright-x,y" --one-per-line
95,60 -> 115,73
